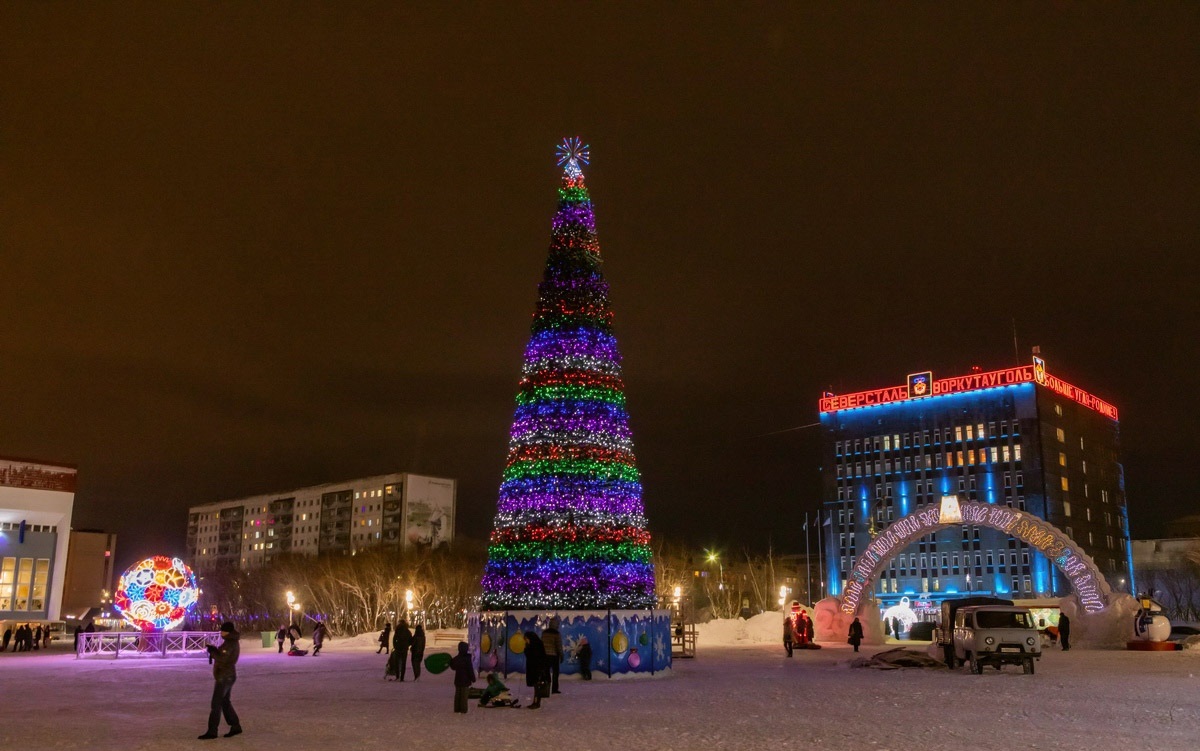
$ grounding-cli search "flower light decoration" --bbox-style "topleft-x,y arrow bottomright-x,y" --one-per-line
114,556 -> 200,631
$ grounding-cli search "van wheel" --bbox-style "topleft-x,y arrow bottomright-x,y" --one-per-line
1023,658 -> 1035,675
970,653 -> 983,674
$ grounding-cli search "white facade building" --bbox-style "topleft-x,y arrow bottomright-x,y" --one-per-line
186,473 -> 456,571
0,457 -> 77,623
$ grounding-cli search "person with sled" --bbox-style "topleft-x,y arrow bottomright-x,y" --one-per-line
478,672 -> 519,708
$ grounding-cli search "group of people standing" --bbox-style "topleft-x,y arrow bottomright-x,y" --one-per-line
381,619 -> 426,681
782,610 -> 865,655
3,623 -> 50,651
273,621 -> 328,655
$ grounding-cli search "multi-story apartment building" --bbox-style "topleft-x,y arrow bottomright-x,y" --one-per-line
186,473 -> 455,571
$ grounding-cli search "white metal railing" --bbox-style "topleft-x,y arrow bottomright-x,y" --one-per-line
76,631 -> 222,659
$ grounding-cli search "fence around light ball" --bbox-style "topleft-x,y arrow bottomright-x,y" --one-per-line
114,556 -> 199,631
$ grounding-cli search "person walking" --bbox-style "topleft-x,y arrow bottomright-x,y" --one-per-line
392,620 -> 413,681
576,636 -> 593,680
199,622 -> 242,740
848,617 -> 864,653
523,631 -> 548,710
73,624 -> 83,652
311,622 -> 327,655
286,623 -> 301,649
276,626 -> 287,654
410,624 -> 426,680
448,641 -> 475,714
542,617 -> 563,693
783,614 -> 795,657
377,622 -> 391,654
1059,613 -> 1071,651
2,625 -> 12,651
33,625 -> 43,650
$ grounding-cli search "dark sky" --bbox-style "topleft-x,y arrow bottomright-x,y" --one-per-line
3,4 -> 1197,573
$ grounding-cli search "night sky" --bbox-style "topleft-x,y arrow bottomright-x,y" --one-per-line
3,5 -> 1197,573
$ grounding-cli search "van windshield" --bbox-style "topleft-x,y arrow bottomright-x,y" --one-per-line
975,611 -> 1032,629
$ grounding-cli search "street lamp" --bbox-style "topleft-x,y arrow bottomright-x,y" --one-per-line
286,590 -> 300,626
705,550 -> 723,590
405,589 -> 414,620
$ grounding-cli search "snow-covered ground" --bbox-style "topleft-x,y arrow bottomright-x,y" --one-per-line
2,618 -> 1198,751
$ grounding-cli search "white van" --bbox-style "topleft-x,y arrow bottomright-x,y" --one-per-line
952,605 -> 1041,674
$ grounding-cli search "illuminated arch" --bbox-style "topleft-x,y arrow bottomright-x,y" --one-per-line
838,498 -> 1112,615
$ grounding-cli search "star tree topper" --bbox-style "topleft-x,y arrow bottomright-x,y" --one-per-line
556,136 -> 590,178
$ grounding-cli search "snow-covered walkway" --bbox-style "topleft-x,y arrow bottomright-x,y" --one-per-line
1,634 -> 1197,750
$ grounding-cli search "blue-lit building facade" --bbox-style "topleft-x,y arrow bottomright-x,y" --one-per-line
820,362 -> 1133,622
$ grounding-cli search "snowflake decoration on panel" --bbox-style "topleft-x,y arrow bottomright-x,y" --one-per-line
114,556 -> 200,631
555,136 -> 590,178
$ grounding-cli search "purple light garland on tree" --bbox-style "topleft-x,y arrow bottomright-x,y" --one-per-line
481,139 -> 656,610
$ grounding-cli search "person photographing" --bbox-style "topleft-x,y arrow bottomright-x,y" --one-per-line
199,621 -> 243,739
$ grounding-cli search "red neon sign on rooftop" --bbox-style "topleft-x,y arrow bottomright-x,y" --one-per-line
819,362 -> 1118,421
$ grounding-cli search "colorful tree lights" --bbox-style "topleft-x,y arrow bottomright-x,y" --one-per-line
114,556 -> 199,631
481,140 -> 656,610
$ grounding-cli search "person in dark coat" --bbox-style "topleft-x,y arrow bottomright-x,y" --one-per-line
1059,613 -> 1071,651
33,625 -> 43,650
286,623 -> 301,648
523,631 -> 548,709
199,622 -> 242,740
576,637 -> 593,680
377,623 -> 391,654
542,617 -> 563,693
276,626 -> 287,653
73,625 -> 83,651
783,614 -> 795,657
448,641 -> 475,714
848,617 -> 864,653
410,624 -> 426,680
311,622 -> 327,655
392,620 -> 413,681
2,626 -> 12,651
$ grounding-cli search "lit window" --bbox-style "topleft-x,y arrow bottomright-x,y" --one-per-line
1055,404 -> 1063,416
1014,445 -> 1022,461
1059,452 -> 1067,467
1061,477 -> 1070,491
1064,501 -> 1072,517
1056,428 -> 1065,443
955,426 -> 963,441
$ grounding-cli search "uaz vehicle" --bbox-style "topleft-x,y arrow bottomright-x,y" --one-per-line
951,605 -> 1041,674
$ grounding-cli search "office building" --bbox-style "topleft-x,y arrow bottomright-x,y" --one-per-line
820,358 -> 1132,619
0,456 -> 77,623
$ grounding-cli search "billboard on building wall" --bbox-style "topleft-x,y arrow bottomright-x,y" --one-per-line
0,458 -> 77,493
403,476 -> 455,549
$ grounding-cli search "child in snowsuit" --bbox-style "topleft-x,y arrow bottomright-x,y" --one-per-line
448,641 -> 476,714
478,673 -> 518,708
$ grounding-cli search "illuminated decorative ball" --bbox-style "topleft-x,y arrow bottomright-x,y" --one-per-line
484,651 -> 499,670
628,648 -> 641,669
638,631 -> 649,646
481,633 -> 492,653
509,632 -> 527,654
114,556 -> 199,631
611,630 -> 628,654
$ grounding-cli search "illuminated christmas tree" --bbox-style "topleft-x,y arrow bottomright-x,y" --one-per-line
481,139 -> 656,610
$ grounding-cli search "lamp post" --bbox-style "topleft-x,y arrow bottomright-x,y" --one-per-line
706,550 -> 723,591
286,590 -> 300,626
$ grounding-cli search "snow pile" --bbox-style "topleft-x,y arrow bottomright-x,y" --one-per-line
1061,592 -> 1140,648
695,611 -> 783,644
1181,635 -> 1200,651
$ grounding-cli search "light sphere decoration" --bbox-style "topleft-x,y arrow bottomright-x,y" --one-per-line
114,556 -> 199,631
